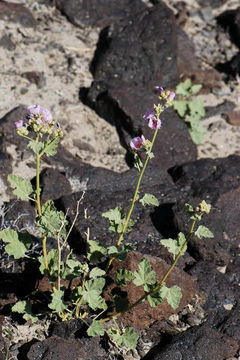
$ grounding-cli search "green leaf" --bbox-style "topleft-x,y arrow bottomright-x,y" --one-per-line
147,290 -> 164,307
28,140 -> 44,154
37,200 -> 67,237
107,243 -> 133,261
87,240 -> 107,262
89,267 -> 106,278
160,232 -> 187,258
0,229 -> 31,259
42,137 -> 59,157
140,193 -> 159,207
8,174 -> 33,201
87,321 -> 105,337
82,278 -> 106,310
107,327 -> 139,350
190,84 -> 202,95
133,153 -> 143,172
175,78 -> 192,97
12,301 -> 38,322
39,249 -> 59,277
102,207 -> 125,233
160,285 -> 182,309
173,100 -> 188,117
188,98 -> 205,117
49,289 -> 67,313
133,258 -> 156,290
115,268 -> 134,286
195,225 -> 214,239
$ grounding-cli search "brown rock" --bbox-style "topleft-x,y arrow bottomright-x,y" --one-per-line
224,110 -> 240,126
108,251 -> 198,329
0,1 -> 36,28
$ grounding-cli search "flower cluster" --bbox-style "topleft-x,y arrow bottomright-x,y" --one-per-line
15,105 -> 63,137
130,86 -> 175,151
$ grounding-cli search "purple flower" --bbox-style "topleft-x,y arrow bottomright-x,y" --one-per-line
15,120 -> 24,129
143,109 -> 161,130
148,116 -> 161,130
168,91 -> 175,100
130,135 -> 146,150
27,104 -> 52,123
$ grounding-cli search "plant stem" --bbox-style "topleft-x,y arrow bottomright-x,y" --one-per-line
106,128 -> 159,270
101,217 -> 197,322
35,138 -> 49,270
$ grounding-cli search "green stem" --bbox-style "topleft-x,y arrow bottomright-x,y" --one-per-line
35,139 -> 48,270
101,217 -> 197,322
106,128 -> 159,270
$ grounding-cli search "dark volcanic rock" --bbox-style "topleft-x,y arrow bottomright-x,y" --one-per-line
217,7 -> 240,48
0,34 -> 15,50
40,168 -> 72,201
216,51 -> 240,77
149,323 -> 239,360
27,336 -> 107,360
0,1 -> 36,28
21,71 -> 46,89
170,156 -> 240,266
56,0 -> 147,28
85,2 -> 197,169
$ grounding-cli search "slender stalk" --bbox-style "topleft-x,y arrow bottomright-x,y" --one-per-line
101,217 -> 198,322
35,137 -> 48,270
106,128 -> 159,270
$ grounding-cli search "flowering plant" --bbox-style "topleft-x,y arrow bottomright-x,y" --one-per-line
0,90 -> 213,350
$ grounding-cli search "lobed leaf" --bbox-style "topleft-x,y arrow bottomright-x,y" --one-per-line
160,284 -> 182,309
115,268 -> 134,286
140,193 -> 159,207
173,100 -> 188,117
160,232 -> 187,258
133,258 -> 156,290
12,301 -> 38,322
49,289 -> 67,313
87,321 -> 105,337
42,137 -> 60,157
8,174 -> 33,201
0,229 -> 31,259
28,140 -> 44,154
37,200 -> 67,237
195,225 -> 214,239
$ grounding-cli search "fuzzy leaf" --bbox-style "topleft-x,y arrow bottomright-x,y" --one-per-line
28,140 -> 44,154
173,100 -> 188,117
89,267 -> 106,278
0,229 -> 31,259
42,137 -> 59,156
160,232 -> 187,258
190,84 -> 202,95
102,207 -> 127,233
195,225 -> 214,239
188,98 -> 205,117
12,301 -> 38,322
175,78 -> 192,96
82,278 -> 106,310
140,193 -> 159,207
115,268 -> 134,286
49,289 -> 67,312
39,249 -> 59,277
107,327 -> 139,350
8,174 -> 33,201
37,200 -> 67,237
133,258 -> 156,290
107,243 -> 133,261
87,240 -> 107,262
147,290 -> 164,307
87,321 -> 105,337
160,285 -> 182,309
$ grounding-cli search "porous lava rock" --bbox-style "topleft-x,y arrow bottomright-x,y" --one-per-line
170,155 -> 240,266
84,1 -> 198,169
0,1 -> 36,28
56,0 -> 147,28
107,251 -> 198,329
27,336 -> 107,360
150,323 -> 239,360
40,168 -> 72,201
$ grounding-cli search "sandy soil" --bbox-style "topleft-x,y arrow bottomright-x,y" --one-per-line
0,0 -> 240,178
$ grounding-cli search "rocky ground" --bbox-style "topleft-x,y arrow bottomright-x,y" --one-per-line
0,0 -> 240,359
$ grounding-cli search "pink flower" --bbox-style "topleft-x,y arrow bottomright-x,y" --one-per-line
130,135 -> 145,150
15,120 -> 24,129
27,105 -> 52,123
143,109 -> 161,130
148,116 -> 161,130
168,91 -> 175,100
